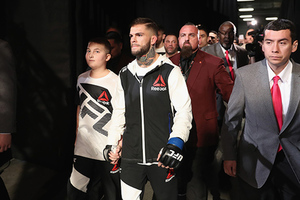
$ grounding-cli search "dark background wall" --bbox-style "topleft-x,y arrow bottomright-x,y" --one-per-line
2,0 -> 237,171
1,0 -> 299,198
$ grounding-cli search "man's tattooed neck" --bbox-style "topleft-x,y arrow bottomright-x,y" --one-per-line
137,46 -> 156,67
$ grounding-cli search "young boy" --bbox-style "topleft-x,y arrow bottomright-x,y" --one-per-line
67,37 -> 121,200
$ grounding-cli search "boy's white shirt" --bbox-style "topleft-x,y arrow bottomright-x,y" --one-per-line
75,70 -> 118,161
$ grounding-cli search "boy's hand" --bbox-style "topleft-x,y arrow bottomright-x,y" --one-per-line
108,145 -> 122,165
103,145 -> 117,162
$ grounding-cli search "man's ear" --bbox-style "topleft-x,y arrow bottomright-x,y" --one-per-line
151,35 -> 158,46
292,40 -> 298,53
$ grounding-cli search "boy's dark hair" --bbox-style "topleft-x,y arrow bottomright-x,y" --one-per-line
130,17 -> 158,36
88,37 -> 111,54
264,19 -> 297,43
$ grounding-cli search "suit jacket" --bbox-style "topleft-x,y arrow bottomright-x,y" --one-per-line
202,43 -> 249,74
170,50 -> 233,147
203,43 -> 249,126
222,59 -> 300,188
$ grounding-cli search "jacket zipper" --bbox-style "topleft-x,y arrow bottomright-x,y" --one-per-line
135,75 -> 146,164
133,62 -> 163,164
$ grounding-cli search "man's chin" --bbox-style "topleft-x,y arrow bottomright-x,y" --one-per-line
181,46 -> 193,59
131,50 -> 141,57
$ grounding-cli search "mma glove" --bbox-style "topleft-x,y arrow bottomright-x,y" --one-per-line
103,145 -> 117,162
158,137 -> 184,169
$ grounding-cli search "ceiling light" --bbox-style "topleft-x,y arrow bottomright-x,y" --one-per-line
243,18 -> 255,21
240,15 -> 253,18
237,0 -> 254,2
239,8 -> 254,12
251,20 -> 257,26
266,17 -> 278,21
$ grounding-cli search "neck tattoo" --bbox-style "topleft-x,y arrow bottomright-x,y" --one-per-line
137,46 -> 156,67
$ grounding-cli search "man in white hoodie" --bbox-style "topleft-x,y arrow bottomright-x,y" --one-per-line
103,17 -> 193,200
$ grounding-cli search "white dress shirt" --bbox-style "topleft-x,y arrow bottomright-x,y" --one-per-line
219,44 -> 237,70
267,60 -> 292,122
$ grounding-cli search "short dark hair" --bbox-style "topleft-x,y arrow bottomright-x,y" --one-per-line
158,25 -> 165,33
165,33 -> 178,38
210,30 -> 218,35
196,24 -> 209,36
264,19 -> 297,43
184,22 -> 196,26
130,17 -> 158,36
88,37 -> 111,54
219,21 -> 237,35
106,31 -> 123,44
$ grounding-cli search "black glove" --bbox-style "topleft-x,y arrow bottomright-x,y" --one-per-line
158,144 -> 183,169
103,145 -> 117,162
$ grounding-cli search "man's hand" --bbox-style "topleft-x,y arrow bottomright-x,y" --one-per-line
0,134 -> 11,153
224,160 -> 237,177
157,144 -> 183,169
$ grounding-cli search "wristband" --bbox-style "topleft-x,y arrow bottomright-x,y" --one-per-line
167,137 -> 184,150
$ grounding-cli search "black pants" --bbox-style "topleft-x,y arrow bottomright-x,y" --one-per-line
238,151 -> 300,200
177,145 -> 220,200
67,156 -> 121,200
120,161 -> 177,200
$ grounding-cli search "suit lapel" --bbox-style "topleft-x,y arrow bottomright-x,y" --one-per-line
186,50 -> 203,88
234,45 -> 242,68
281,60 -> 300,133
256,60 -> 279,128
215,45 -> 230,73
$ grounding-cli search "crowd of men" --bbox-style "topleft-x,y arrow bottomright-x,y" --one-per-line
67,17 -> 300,200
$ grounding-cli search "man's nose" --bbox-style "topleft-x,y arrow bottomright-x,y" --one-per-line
272,43 -> 279,52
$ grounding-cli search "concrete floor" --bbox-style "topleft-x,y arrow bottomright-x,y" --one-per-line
2,156 -> 231,200
2,159 -> 68,200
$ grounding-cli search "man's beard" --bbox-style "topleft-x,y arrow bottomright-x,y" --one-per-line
131,41 -> 151,58
181,45 -> 193,59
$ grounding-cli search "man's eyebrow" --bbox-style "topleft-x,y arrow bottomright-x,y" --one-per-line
265,38 -> 289,41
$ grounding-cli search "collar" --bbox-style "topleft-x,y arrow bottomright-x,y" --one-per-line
267,60 -> 293,84
219,43 -> 233,54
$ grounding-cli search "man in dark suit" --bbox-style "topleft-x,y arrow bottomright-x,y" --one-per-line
202,22 -> 250,195
0,39 -> 17,200
203,21 -> 249,79
202,21 -> 249,128
222,19 -> 300,199
170,22 -> 233,200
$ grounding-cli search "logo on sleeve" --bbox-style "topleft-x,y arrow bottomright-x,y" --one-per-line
151,75 -> 167,91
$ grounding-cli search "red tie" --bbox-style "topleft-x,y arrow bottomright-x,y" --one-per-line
225,50 -> 235,81
271,75 -> 282,152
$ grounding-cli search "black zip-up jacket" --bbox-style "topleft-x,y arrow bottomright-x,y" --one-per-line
107,56 -> 192,165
